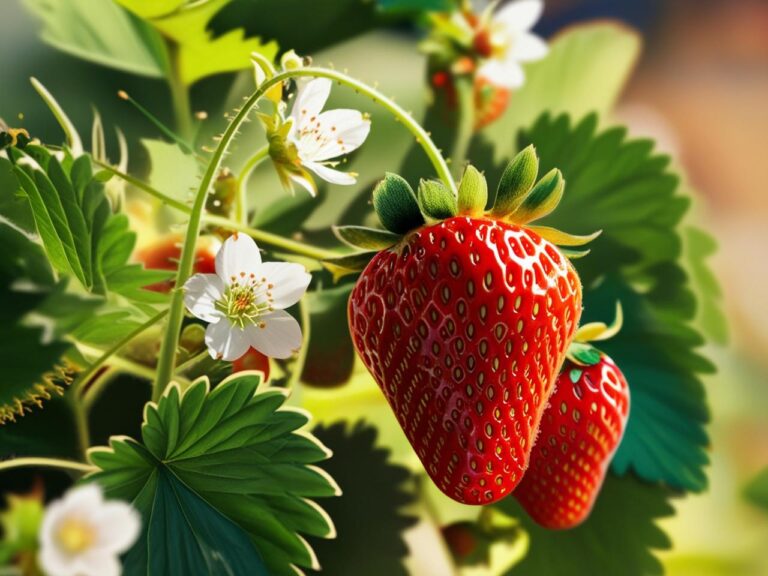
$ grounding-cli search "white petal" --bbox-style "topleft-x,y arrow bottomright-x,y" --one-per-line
511,33 -> 548,61
300,109 -> 371,162
62,484 -> 104,513
288,170 -> 318,196
495,0 -> 544,32
478,58 -> 525,89
302,161 -> 357,186
93,501 -> 142,553
246,310 -> 302,359
39,546 -> 78,576
183,274 -> 224,322
290,78 -> 332,130
75,551 -> 121,576
215,233 -> 262,284
205,320 -> 250,361
259,262 -> 311,309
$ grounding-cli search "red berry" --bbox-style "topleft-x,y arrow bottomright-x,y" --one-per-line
348,216 -> 582,504
232,348 -> 271,381
514,355 -> 630,529
474,77 -> 510,130
136,234 -> 219,293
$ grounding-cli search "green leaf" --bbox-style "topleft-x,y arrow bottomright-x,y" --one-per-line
417,179 -> 458,220
333,225 -> 402,251
457,164 -> 488,215
686,227 -> 728,345
87,374 -> 338,576
377,0 -> 453,11
322,251 -> 379,282
306,422 -> 417,575
139,0 -> 279,86
568,342 -> 601,366
0,488 -> 44,566
373,173 -> 425,234
484,22 -> 641,162
497,475 -> 673,576
519,113 -> 716,491
22,0 -> 168,77
744,466 -> 768,512
114,0 -> 186,19
491,145 -> 539,217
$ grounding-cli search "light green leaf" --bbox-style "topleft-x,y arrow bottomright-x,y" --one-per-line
497,475 -> 673,576
141,138 -> 199,205
333,225 -> 401,251
115,0 -> 186,19
22,0 -> 168,77
143,0 -> 279,86
484,23 -> 641,162
520,113 -> 716,491
88,373 -> 338,576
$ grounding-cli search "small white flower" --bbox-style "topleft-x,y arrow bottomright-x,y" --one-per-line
283,78 -> 371,195
474,0 -> 548,89
38,484 -> 140,576
183,233 -> 311,361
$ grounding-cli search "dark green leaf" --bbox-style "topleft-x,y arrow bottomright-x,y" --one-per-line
88,374 -> 338,576
497,475 -> 673,576
333,226 -> 401,251
492,145 -> 538,217
373,173 -> 424,234
307,422 -> 416,576
518,113 -> 716,492
513,168 -> 564,224
417,179 -> 457,220
457,164 -> 488,215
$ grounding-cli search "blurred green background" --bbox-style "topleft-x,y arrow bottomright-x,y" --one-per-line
1,0 -> 767,574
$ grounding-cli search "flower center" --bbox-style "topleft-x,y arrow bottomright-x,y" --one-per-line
56,518 -> 95,554
216,273 -> 273,328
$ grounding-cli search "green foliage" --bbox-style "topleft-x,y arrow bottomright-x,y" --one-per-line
744,466 -> 768,512
496,475 -> 673,576
22,0 -> 168,77
87,373 -> 338,576
307,422 -> 417,575
333,226 -> 402,251
686,227 -> 728,344
0,487 -> 44,566
417,178 -> 458,220
378,0 -> 453,11
373,173 -> 425,234
519,113 -> 716,491
483,22 -> 642,162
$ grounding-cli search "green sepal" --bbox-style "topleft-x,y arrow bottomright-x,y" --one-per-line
372,173 -> 425,234
417,179 -> 458,220
569,368 -> 584,384
560,247 -> 591,259
567,342 -> 602,366
527,225 -> 602,247
322,251 -> 379,282
457,164 -> 488,215
491,144 -> 539,217
332,226 -> 402,251
513,168 -> 565,224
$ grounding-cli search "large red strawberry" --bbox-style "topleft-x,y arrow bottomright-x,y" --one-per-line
335,147 -> 598,504
514,306 -> 630,528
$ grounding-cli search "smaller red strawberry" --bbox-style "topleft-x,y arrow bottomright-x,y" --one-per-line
514,305 -> 630,529
474,78 -> 510,130
232,348 -> 271,381
136,234 -> 220,293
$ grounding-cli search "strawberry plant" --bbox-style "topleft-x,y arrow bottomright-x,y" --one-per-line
0,1 -> 726,575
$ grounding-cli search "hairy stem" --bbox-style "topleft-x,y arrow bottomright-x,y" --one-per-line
0,457 -> 95,474
235,144 -> 270,225
153,66 -> 454,401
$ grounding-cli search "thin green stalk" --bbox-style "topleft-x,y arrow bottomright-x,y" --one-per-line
236,144 -> 270,225
168,42 -> 194,141
67,392 -> 90,460
0,457 -> 95,474
93,159 -> 189,212
71,309 -> 169,394
174,350 -> 210,375
153,66 -> 455,401
81,366 -> 116,413
451,75 -> 475,179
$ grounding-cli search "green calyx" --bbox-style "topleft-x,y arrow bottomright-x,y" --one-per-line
566,302 -> 624,366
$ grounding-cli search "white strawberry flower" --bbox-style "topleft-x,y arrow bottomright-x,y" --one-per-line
38,484 -> 140,576
183,233 -> 310,361
265,78 -> 371,196
474,0 -> 548,89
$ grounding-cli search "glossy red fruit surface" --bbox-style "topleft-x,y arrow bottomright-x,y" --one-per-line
514,355 -> 630,529
232,348 -> 271,381
348,216 -> 582,504
136,234 -> 219,293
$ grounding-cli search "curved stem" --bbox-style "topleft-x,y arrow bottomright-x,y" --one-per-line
66,392 -> 90,461
0,457 -> 95,474
451,75 -> 475,179
235,144 -> 270,225
153,66 -> 454,401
